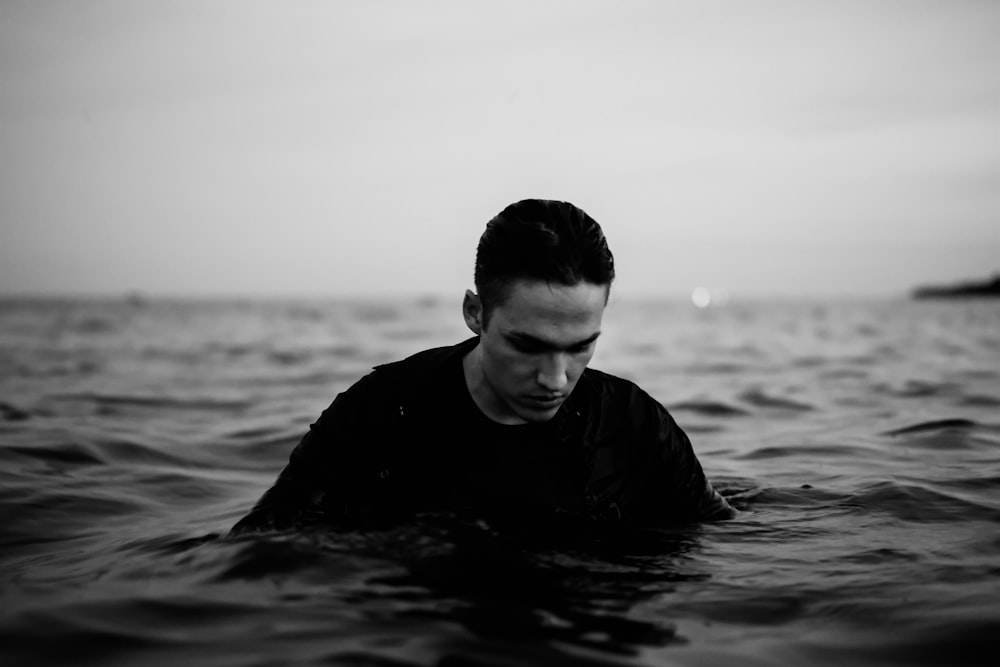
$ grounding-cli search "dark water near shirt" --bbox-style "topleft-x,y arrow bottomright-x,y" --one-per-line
2,295 -> 998,666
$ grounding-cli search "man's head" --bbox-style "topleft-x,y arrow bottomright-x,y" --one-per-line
461,200 -> 615,424
471,199 -> 615,325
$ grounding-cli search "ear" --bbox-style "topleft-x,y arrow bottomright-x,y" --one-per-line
462,289 -> 483,335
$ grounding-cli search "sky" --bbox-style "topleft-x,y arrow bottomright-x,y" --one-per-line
2,0 -> 999,299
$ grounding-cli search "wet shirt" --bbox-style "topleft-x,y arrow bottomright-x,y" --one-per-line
232,338 -> 734,534
441,356 -> 587,517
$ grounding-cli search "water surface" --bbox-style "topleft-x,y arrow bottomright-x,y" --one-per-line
1,296 -> 998,666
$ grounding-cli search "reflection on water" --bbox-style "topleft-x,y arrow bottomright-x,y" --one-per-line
224,518 -> 702,665
1,296 -> 998,666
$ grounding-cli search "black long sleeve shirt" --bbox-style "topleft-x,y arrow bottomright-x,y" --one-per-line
232,338 -> 734,534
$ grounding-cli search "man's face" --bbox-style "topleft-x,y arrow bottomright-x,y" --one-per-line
463,279 -> 607,424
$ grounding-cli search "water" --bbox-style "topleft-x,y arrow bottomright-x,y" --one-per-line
1,295 -> 998,666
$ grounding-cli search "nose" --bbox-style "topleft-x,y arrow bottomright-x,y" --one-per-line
536,352 -> 569,393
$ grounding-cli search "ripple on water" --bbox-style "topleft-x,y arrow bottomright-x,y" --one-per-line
873,379 -> 962,399
4,442 -> 105,467
879,418 -> 1000,457
738,388 -> 815,412
841,479 -> 1000,523
2,297 -> 999,666
668,400 -> 750,418
0,401 -> 33,422
53,391 -> 256,413
737,443 -> 881,461
881,418 -> 979,436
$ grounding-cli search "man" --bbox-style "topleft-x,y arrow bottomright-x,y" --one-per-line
232,199 -> 734,534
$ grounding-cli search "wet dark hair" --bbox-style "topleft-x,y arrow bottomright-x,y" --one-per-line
474,199 -> 615,323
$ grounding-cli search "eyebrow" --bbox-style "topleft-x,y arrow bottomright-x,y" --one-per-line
504,331 -> 601,351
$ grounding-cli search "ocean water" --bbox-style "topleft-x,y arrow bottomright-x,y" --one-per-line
1,295 -> 998,667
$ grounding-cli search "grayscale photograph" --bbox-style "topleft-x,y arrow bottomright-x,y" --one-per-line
1,1 -> 998,665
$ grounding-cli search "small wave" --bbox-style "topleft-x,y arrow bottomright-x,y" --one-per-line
933,474 -> 1000,493
237,433 -> 301,461
212,534 -> 347,581
4,442 -> 105,467
5,434 -> 196,470
96,437 -> 198,468
780,617 -> 1000,667
880,423 -> 998,453
670,591 -> 811,627
882,418 -> 979,437
737,443 -> 878,461
0,612 -> 163,665
954,368 -> 1000,381
205,423 -> 303,465
724,484 -> 845,509
1,356 -> 102,380
222,424 -> 290,441
139,471 -> 241,507
958,394 -> 1000,408
0,594 -> 272,665
684,362 -> 749,375
791,355 -> 826,368
682,423 -> 725,434
818,367 -> 870,380
739,388 -> 814,412
203,341 -> 256,358
668,400 -> 749,417
874,379 -> 961,399
54,392 -> 254,412
265,349 -> 314,366
8,488 -> 148,530
836,546 -> 922,565
842,480 -> 1000,523
115,532 -> 221,558
0,402 -> 32,422
845,354 -> 881,366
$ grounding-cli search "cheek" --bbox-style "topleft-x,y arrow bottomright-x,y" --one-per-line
504,353 -> 535,377
489,348 -> 530,378
567,353 -> 593,380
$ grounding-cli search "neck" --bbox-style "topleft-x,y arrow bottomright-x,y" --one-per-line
461,343 -> 525,425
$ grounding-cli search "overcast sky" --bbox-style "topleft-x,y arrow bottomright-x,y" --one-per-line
2,0 -> 998,299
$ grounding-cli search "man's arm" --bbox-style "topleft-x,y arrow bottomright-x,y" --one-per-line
630,389 -> 736,523
229,371 -> 387,534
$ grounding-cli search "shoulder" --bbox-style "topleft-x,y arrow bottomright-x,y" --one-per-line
578,366 -> 660,410
357,337 -> 478,408
571,367 -> 671,437
316,337 -> 476,427
327,337 -> 475,404
374,336 -> 477,380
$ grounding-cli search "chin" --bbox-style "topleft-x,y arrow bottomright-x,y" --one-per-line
517,405 -> 562,423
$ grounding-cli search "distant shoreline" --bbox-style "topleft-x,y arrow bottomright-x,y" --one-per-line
912,274 -> 1000,299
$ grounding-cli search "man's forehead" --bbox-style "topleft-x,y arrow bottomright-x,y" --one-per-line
494,289 -> 605,348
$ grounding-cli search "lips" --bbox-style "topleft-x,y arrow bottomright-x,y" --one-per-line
525,395 -> 565,408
